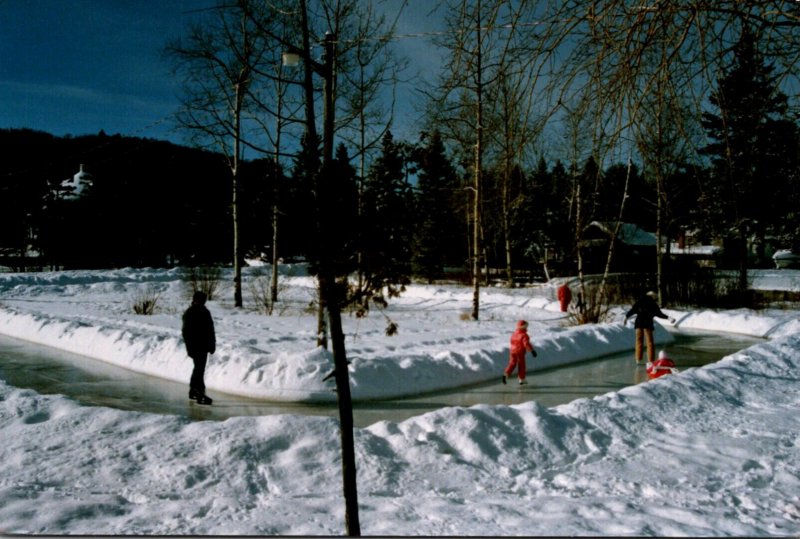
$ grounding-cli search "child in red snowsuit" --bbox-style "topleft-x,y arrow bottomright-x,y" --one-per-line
647,349 -> 677,379
503,320 -> 537,385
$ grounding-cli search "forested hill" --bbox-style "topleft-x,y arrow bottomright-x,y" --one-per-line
0,129 -> 274,269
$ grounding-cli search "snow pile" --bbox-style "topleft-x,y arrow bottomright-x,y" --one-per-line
0,267 -> 799,534
0,268 -> 682,401
0,332 -> 798,535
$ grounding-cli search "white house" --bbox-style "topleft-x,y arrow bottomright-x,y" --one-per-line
61,164 -> 92,199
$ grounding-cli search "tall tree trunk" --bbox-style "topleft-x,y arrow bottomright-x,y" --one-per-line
573,163 -> 586,319
502,151 -> 512,286
471,0 -> 484,321
270,198 -> 279,310
232,83 -> 243,308
597,156 -> 633,309
270,64 -> 285,313
321,28 -> 360,536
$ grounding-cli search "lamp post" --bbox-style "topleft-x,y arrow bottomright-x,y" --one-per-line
283,27 -> 361,537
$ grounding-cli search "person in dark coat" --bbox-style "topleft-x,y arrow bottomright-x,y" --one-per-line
624,290 -> 675,364
182,291 -> 216,405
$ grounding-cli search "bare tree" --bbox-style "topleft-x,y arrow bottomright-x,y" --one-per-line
332,1 -> 407,305
547,1 -> 800,300
166,0 -> 272,308
242,2 -> 407,534
426,0 -> 513,320
489,58 -> 550,284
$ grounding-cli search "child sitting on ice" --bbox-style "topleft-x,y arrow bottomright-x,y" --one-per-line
647,349 -> 677,379
503,320 -> 537,385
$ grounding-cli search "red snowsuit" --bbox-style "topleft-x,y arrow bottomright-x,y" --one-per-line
647,355 -> 676,379
504,324 -> 535,381
557,284 -> 572,312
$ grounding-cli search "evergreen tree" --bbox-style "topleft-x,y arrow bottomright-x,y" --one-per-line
701,26 -> 799,273
545,160 -> 574,275
599,162 -> 645,226
507,162 -> 539,278
480,167 -> 503,273
323,143 -> 360,279
411,131 -> 463,282
238,158 -> 284,261
361,131 -> 412,293
758,112 -> 800,249
286,133 -> 321,263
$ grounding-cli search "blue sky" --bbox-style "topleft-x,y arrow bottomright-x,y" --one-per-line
0,0 -> 441,147
0,0 -> 214,143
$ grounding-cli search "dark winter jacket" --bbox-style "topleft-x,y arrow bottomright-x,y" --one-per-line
625,295 -> 668,330
182,304 -> 216,358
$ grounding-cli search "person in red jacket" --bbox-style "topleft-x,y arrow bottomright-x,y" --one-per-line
557,283 -> 572,312
503,320 -> 537,385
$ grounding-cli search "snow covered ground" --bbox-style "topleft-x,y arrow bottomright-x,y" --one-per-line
0,266 -> 798,535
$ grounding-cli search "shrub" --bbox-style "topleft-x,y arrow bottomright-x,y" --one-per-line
185,266 -> 222,301
567,281 -> 622,325
131,287 -> 161,315
248,269 -> 287,315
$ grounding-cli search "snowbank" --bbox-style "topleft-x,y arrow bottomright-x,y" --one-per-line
0,330 -> 797,535
0,268 -> 684,402
2,268 -> 799,402
1,268 -> 799,534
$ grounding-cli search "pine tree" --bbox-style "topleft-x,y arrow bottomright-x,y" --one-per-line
323,143 -> 360,278
412,131 -> 463,282
507,162 -> 538,279
286,132 -> 320,264
701,26 -> 798,277
544,159 -> 574,276
361,132 -> 413,294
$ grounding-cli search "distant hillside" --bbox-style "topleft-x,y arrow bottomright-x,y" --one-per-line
0,129 -> 278,269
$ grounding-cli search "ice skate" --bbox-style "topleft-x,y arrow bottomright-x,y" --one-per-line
194,395 -> 213,405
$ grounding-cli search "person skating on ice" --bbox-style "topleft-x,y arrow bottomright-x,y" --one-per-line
624,290 -> 675,364
182,290 -> 216,405
503,320 -> 537,385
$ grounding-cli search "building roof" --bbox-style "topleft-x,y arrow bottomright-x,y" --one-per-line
585,221 -> 657,247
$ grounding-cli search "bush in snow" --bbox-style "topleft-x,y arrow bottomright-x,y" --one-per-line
131,287 -> 161,315
184,266 -> 223,301
248,270 -> 288,315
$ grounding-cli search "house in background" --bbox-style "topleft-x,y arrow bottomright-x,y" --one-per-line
668,228 -> 724,268
580,221 -> 656,274
581,222 -> 725,274
61,164 -> 93,200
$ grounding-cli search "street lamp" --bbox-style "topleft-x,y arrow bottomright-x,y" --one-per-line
281,51 -> 300,67
282,33 -> 336,165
